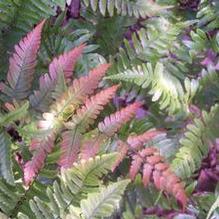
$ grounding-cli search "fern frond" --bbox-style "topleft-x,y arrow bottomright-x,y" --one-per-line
111,140 -> 129,172
107,63 -> 198,115
82,0 -> 170,18
51,63 -> 111,120
71,85 -> 119,132
108,18 -> 194,78
0,179 -> 21,216
130,147 -> 187,209
0,131 -> 14,185
111,129 -> 187,209
197,0 -> 219,31
98,102 -> 142,136
0,102 -> 29,184
171,104 -> 219,179
29,153 -> 117,218
1,20 -> 45,100
58,130 -> 82,168
49,44 -> 85,79
127,129 -> 164,149
23,133 -> 55,185
61,153 -> 117,193
0,101 -> 29,126
80,179 -> 130,219
0,178 -> 49,218
195,67 -> 219,106
30,45 -> 85,111
129,153 -> 143,180
80,135 -> 106,160
0,1 -> 63,33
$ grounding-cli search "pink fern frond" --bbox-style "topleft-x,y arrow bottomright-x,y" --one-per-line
142,163 -> 153,187
70,63 -> 111,104
80,135 -> 106,160
98,102 -> 142,136
49,44 -> 85,79
30,72 -> 57,111
140,147 -> 188,210
3,20 -> 45,100
127,129 -> 164,149
50,63 -> 111,119
129,154 -> 143,180
30,45 -> 85,111
126,146 -> 188,210
111,141 -> 128,172
71,85 -> 119,132
58,130 -> 82,168
23,134 -> 55,185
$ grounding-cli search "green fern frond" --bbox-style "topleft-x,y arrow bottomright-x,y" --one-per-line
0,0 -> 65,76
0,179 -> 49,218
0,0 -> 64,34
206,195 -> 219,219
109,18 -> 195,80
183,28 -> 209,58
196,67 -> 219,106
197,0 -> 219,31
0,102 -> 29,184
106,63 -> 198,115
0,102 -> 29,126
39,14 -> 97,71
171,104 -> 219,179
28,153 -> 117,218
0,131 -> 14,185
61,153 -> 117,194
80,179 -> 130,219
82,0 -> 170,18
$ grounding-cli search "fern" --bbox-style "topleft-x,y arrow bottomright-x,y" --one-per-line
80,101 -> 142,159
196,67 -> 219,106
171,104 -> 219,179
112,130 -> 188,210
0,131 -> 13,185
0,178 -> 50,218
80,179 -> 130,219
0,102 -> 29,184
71,85 -> 119,132
0,20 -> 45,100
98,101 -> 142,136
25,153 -> 119,218
108,18 -> 195,78
0,1 -> 66,77
0,24 -> 142,184
82,0 -> 170,18
106,62 -> 198,115
29,44 -> 85,112
0,2 -> 218,218
197,0 -> 219,31
0,0 -> 64,35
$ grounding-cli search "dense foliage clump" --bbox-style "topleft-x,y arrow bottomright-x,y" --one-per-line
0,0 -> 219,218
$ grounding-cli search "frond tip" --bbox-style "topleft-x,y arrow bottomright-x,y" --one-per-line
49,44 -> 85,79
98,102 -> 143,136
1,20 -> 45,100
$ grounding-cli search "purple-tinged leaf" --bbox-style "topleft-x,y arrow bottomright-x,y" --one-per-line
1,20 -> 45,100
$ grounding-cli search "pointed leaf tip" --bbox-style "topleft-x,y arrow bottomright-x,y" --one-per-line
3,18 -> 45,100
49,44 -> 85,79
